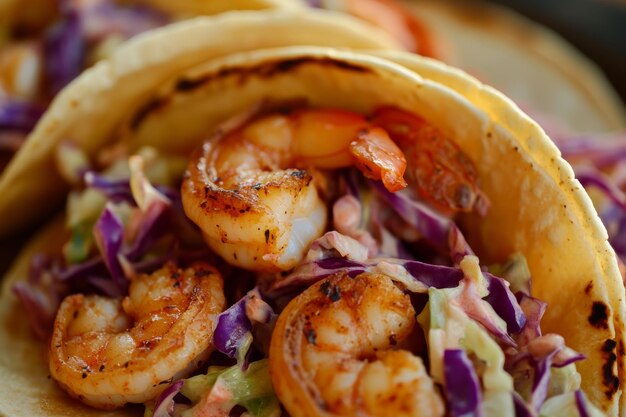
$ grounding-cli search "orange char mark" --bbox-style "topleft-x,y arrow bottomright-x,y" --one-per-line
371,106 -> 489,215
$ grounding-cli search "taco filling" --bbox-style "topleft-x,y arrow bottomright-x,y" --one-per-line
12,103 -> 604,417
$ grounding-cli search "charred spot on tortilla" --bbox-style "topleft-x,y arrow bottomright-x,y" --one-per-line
175,77 -> 209,92
588,301 -> 609,329
601,338 -> 619,398
617,339 -> 626,380
133,57 -> 372,130
175,56 -> 372,93
584,280 -> 593,294
131,96 -> 169,130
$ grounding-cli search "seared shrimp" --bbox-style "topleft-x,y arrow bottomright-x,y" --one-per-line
49,262 -> 225,409
182,108 -> 407,272
269,272 -> 444,417
372,107 -> 488,215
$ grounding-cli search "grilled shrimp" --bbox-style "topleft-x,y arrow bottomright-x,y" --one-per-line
371,107 -> 488,215
269,272 -> 444,417
49,262 -> 225,409
182,108 -> 407,272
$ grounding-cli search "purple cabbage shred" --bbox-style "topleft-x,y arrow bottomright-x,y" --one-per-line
93,204 -> 127,295
484,273 -> 526,333
213,288 -> 276,369
45,0 -> 167,95
444,349 -> 482,417
84,172 -> 135,203
44,10 -> 85,94
373,182 -> 474,263
11,254 -> 66,340
574,390 -> 592,417
512,392 -> 535,417
0,99 -> 46,132
529,350 -> 557,411
151,380 -> 185,417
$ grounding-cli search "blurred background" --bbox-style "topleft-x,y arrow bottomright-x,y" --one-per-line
487,0 -> 626,103
408,0 -> 626,133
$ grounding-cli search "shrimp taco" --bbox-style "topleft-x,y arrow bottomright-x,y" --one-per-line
0,20 -> 624,417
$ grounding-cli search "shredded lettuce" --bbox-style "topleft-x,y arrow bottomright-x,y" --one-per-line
66,188 -> 108,229
425,285 -> 514,416
153,359 -> 281,417
55,141 -> 91,185
129,155 -> 171,211
490,253 -> 531,295
540,391 -> 604,417
548,366 -> 582,398
459,255 -> 489,297
63,221 -> 94,264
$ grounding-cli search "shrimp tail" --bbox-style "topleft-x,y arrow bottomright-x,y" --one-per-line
350,127 -> 408,192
